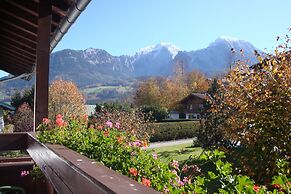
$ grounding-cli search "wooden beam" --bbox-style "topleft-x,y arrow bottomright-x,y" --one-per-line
0,42 -> 35,59
5,0 -> 38,17
0,37 -> 36,54
0,45 -> 36,62
4,0 -> 60,29
0,33 -> 36,51
0,5 -> 38,27
0,26 -> 37,45
0,14 -> 37,37
52,5 -> 67,17
0,57 -> 32,72
0,133 -> 27,151
0,51 -> 34,69
0,63 -> 25,75
0,58 -> 32,73
0,48 -> 35,64
34,0 -> 52,129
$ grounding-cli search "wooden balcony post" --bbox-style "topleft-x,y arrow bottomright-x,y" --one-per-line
34,0 -> 52,130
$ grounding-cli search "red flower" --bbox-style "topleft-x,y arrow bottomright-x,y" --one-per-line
97,125 -> 103,130
253,185 -> 260,193
129,168 -> 138,176
42,118 -> 50,125
56,114 -> 63,119
142,177 -> 151,187
56,117 -> 66,127
104,131 -> 109,137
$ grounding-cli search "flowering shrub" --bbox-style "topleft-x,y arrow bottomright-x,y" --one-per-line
90,106 -> 152,140
37,116 -> 290,193
12,102 -> 33,132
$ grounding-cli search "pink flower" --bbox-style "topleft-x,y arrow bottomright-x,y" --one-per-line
182,165 -> 189,173
170,160 -> 179,169
152,153 -> 158,160
132,140 -> 141,147
106,121 -> 113,128
115,122 -> 120,129
178,180 -> 184,186
20,170 -> 29,177
183,177 -> 190,184
89,125 -> 94,129
171,169 -> 178,175
42,118 -> 50,124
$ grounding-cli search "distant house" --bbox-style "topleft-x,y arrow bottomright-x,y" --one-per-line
178,93 -> 207,119
168,111 -> 179,120
85,105 -> 96,116
0,102 -> 15,132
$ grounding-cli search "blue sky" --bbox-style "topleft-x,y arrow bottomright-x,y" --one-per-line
1,0 -> 290,77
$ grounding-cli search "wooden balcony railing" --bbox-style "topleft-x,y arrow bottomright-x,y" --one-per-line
0,133 -> 159,194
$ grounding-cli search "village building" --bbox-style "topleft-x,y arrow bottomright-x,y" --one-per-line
178,93 -> 207,119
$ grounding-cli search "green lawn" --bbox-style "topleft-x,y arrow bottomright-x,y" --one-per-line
82,85 -> 133,94
148,143 -> 202,164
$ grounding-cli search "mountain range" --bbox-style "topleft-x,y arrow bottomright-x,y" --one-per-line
0,37 -> 261,102
50,36 -> 260,85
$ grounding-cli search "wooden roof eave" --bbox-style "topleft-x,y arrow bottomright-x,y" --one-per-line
50,0 -> 91,52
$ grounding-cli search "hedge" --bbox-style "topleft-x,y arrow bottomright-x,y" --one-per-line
158,119 -> 199,122
150,121 -> 201,142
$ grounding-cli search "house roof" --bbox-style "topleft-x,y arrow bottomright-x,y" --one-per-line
179,93 -> 208,104
0,102 -> 15,111
0,0 -> 91,76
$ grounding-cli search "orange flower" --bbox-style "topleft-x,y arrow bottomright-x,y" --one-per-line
117,136 -> 123,143
97,125 -> 103,130
142,177 -> 151,187
129,168 -> 138,176
141,140 -> 148,148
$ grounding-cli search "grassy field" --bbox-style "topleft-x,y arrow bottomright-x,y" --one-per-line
148,143 -> 202,164
82,85 -> 134,94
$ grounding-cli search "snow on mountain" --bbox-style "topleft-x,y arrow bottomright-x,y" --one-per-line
1,38 -> 261,91
136,43 -> 181,59
173,36 -> 260,76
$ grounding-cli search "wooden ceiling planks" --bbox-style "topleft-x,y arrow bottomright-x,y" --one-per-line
0,0 -> 73,76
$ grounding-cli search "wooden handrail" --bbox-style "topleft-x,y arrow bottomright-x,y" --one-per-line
0,133 -> 159,194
